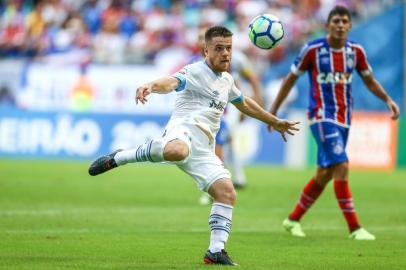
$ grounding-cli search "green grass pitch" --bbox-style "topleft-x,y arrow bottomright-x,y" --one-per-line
0,159 -> 405,269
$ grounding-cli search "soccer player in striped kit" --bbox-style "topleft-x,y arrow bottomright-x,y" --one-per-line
269,5 -> 399,240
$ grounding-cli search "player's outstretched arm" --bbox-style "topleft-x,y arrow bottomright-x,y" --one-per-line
233,96 -> 300,142
135,76 -> 179,104
361,74 -> 400,120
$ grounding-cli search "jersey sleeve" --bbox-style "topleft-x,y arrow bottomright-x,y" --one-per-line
354,45 -> 372,77
291,43 -> 312,76
229,79 -> 244,104
172,66 -> 189,92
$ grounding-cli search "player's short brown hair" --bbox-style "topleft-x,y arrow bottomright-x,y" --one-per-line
327,6 -> 352,23
205,26 -> 233,43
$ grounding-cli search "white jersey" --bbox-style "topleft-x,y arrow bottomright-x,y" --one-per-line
168,61 -> 243,140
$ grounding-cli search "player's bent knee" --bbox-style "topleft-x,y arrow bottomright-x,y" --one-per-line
333,161 -> 349,180
225,189 -> 237,205
336,162 -> 349,171
215,189 -> 236,206
163,140 -> 189,161
209,179 -> 237,205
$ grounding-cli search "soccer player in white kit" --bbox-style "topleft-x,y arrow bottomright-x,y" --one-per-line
89,26 -> 300,266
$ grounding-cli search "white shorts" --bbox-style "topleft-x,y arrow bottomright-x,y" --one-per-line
162,123 -> 231,192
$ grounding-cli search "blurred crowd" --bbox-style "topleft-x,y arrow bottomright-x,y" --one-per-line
0,0 -> 398,66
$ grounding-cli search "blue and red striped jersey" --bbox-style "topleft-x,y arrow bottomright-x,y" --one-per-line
291,37 -> 372,127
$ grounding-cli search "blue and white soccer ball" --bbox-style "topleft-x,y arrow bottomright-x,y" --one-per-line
248,14 -> 285,49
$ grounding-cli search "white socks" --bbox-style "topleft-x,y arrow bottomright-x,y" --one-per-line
208,202 -> 233,253
114,139 -> 164,165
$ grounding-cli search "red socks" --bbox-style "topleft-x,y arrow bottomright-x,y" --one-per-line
334,179 -> 360,232
288,177 -> 361,232
289,178 -> 325,221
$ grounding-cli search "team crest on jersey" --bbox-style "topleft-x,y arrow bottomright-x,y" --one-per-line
212,90 -> 220,96
346,58 -> 354,69
345,47 -> 355,70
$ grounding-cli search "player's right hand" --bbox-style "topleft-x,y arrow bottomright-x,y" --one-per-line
270,119 -> 300,142
386,99 -> 400,120
135,85 -> 152,104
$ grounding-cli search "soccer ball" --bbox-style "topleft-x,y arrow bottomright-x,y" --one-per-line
248,14 -> 284,49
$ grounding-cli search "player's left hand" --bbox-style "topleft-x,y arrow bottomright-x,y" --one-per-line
135,85 -> 152,104
271,120 -> 300,142
386,99 -> 400,120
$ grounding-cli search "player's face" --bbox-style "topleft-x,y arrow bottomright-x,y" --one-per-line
205,36 -> 232,72
326,14 -> 352,41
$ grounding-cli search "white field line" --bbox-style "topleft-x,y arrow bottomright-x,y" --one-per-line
0,207 -> 402,216
0,207 -> 290,216
2,226 -> 406,235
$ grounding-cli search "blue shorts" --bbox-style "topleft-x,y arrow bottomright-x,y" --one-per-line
310,121 -> 349,168
215,119 -> 230,145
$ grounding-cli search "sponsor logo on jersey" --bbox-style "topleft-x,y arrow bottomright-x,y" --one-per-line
316,72 -> 353,84
212,90 -> 220,96
209,99 -> 226,112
